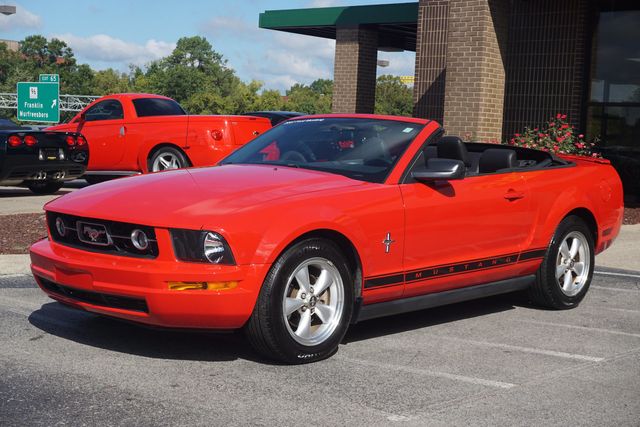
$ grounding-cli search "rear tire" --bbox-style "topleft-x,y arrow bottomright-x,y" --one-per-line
148,147 -> 188,172
529,215 -> 595,309
26,181 -> 64,195
245,238 -> 353,364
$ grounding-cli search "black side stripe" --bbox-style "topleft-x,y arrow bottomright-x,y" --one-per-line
364,248 -> 547,289
518,249 -> 547,261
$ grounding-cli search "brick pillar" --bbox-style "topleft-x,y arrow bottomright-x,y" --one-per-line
413,0 -> 450,122
332,26 -> 378,114
502,0 -> 591,137
443,0 -> 510,141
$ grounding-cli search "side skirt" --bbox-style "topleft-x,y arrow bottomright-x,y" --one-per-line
355,275 -> 535,323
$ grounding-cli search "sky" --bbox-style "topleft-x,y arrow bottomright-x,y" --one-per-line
0,0 -> 416,92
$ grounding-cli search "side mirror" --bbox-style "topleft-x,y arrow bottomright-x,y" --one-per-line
411,158 -> 465,182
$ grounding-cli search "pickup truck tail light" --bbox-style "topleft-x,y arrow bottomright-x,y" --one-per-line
65,135 -> 76,146
24,135 -> 37,146
8,135 -> 22,147
211,129 -> 223,141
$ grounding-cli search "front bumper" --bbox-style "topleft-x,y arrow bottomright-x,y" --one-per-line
30,238 -> 269,329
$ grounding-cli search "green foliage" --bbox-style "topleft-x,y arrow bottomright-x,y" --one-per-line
375,75 -> 413,116
1,34 -> 417,122
507,114 -> 600,157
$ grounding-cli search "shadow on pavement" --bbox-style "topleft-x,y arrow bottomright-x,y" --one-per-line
28,302 -> 260,363
28,292 -> 533,362
344,292 -> 531,344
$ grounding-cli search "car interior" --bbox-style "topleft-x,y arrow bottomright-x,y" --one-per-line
415,135 -> 572,177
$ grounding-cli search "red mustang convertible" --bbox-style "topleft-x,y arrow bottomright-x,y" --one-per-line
30,115 -> 623,363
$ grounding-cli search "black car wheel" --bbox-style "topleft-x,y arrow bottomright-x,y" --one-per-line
529,215 -> 595,309
26,181 -> 64,195
245,238 -> 353,364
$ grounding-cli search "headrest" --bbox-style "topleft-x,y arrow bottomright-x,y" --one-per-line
479,148 -> 517,173
437,136 -> 471,167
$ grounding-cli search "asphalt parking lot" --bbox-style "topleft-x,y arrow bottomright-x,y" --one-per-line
1,269 -> 638,426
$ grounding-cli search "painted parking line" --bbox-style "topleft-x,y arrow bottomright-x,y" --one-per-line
436,336 -> 604,362
602,307 -> 640,315
339,356 -> 517,389
594,270 -> 640,279
519,319 -> 640,338
591,285 -> 640,293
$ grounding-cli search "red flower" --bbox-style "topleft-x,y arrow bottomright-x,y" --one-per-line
538,133 -> 545,138
561,114 -> 567,119
553,145 -> 559,151
556,113 -> 562,119
549,122 -> 555,127
515,133 -> 520,137
578,134 -> 584,139
556,136 -> 564,143
561,124 -> 569,129
576,142 -> 585,149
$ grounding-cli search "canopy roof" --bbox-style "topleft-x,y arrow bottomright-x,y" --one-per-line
259,2 -> 419,52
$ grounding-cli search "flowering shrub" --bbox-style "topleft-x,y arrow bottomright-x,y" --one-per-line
507,114 -> 600,157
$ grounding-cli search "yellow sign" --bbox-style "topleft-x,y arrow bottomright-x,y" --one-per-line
399,75 -> 415,85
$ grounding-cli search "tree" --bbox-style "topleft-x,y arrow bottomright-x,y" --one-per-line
375,75 -> 413,116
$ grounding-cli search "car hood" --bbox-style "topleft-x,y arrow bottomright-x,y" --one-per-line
45,165 -> 364,228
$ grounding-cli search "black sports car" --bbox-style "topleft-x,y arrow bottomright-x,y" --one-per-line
242,111 -> 306,126
0,129 -> 89,194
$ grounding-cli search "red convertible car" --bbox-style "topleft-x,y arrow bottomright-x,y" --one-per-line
30,115 -> 623,363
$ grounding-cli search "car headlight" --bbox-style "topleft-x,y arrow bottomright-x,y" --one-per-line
170,229 -> 236,265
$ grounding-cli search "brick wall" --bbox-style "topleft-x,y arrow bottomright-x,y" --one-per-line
442,0 -> 510,141
332,26 -> 378,114
502,0 -> 591,138
413,0 -> 450,122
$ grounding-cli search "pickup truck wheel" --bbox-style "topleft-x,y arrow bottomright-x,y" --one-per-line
529,215 -> 594,309
26,181 -> 64,195
245,238 -> 353,364
149,147 -> 188,172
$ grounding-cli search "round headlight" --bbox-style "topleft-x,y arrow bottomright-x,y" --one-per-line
55,217 -> 66,237
131,229 -> 149,250
203,232 -> 225,263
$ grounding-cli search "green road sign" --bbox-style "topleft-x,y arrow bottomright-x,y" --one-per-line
39,74 -> 59,83
16,82 -> 60,123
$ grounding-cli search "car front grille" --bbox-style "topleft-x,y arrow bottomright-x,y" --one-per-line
38,276 -> 149,313
46,212 -> 159,258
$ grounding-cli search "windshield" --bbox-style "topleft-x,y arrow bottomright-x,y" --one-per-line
219,117 -> 424,183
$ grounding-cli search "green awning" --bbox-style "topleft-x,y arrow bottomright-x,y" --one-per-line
259,2 -> 419,51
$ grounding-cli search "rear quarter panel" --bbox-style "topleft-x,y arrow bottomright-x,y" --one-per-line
523,158 -> 623,255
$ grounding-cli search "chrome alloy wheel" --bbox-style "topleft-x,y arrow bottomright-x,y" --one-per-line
152,152 -> 181,171
282,257 -> 344,346
555,231 -> 591,297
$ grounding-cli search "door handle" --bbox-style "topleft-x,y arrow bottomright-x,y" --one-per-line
504,190 -> 525,201
119,126 -> 126,137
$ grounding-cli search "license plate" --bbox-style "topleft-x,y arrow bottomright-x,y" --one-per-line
39,148 -> 61,161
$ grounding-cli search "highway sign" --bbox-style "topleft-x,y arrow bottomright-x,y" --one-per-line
39,74 -> 59,83
16,82 -> 60,123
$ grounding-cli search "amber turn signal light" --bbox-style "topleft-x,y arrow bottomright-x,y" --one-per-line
168,281 -> 238,291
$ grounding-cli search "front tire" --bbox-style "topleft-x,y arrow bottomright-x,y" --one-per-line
245,238 -> 353,364
26,181 -> 64,195
148,147 -> 189,172
529,215 -> 595,309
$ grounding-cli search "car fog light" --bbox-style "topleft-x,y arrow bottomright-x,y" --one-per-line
131,229 -> 149,250
168,281 -> 238,291
55,217 -> 66,237
203,232 -> 225,263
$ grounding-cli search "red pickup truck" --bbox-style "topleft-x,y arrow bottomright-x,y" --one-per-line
48,94 -> 271,182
